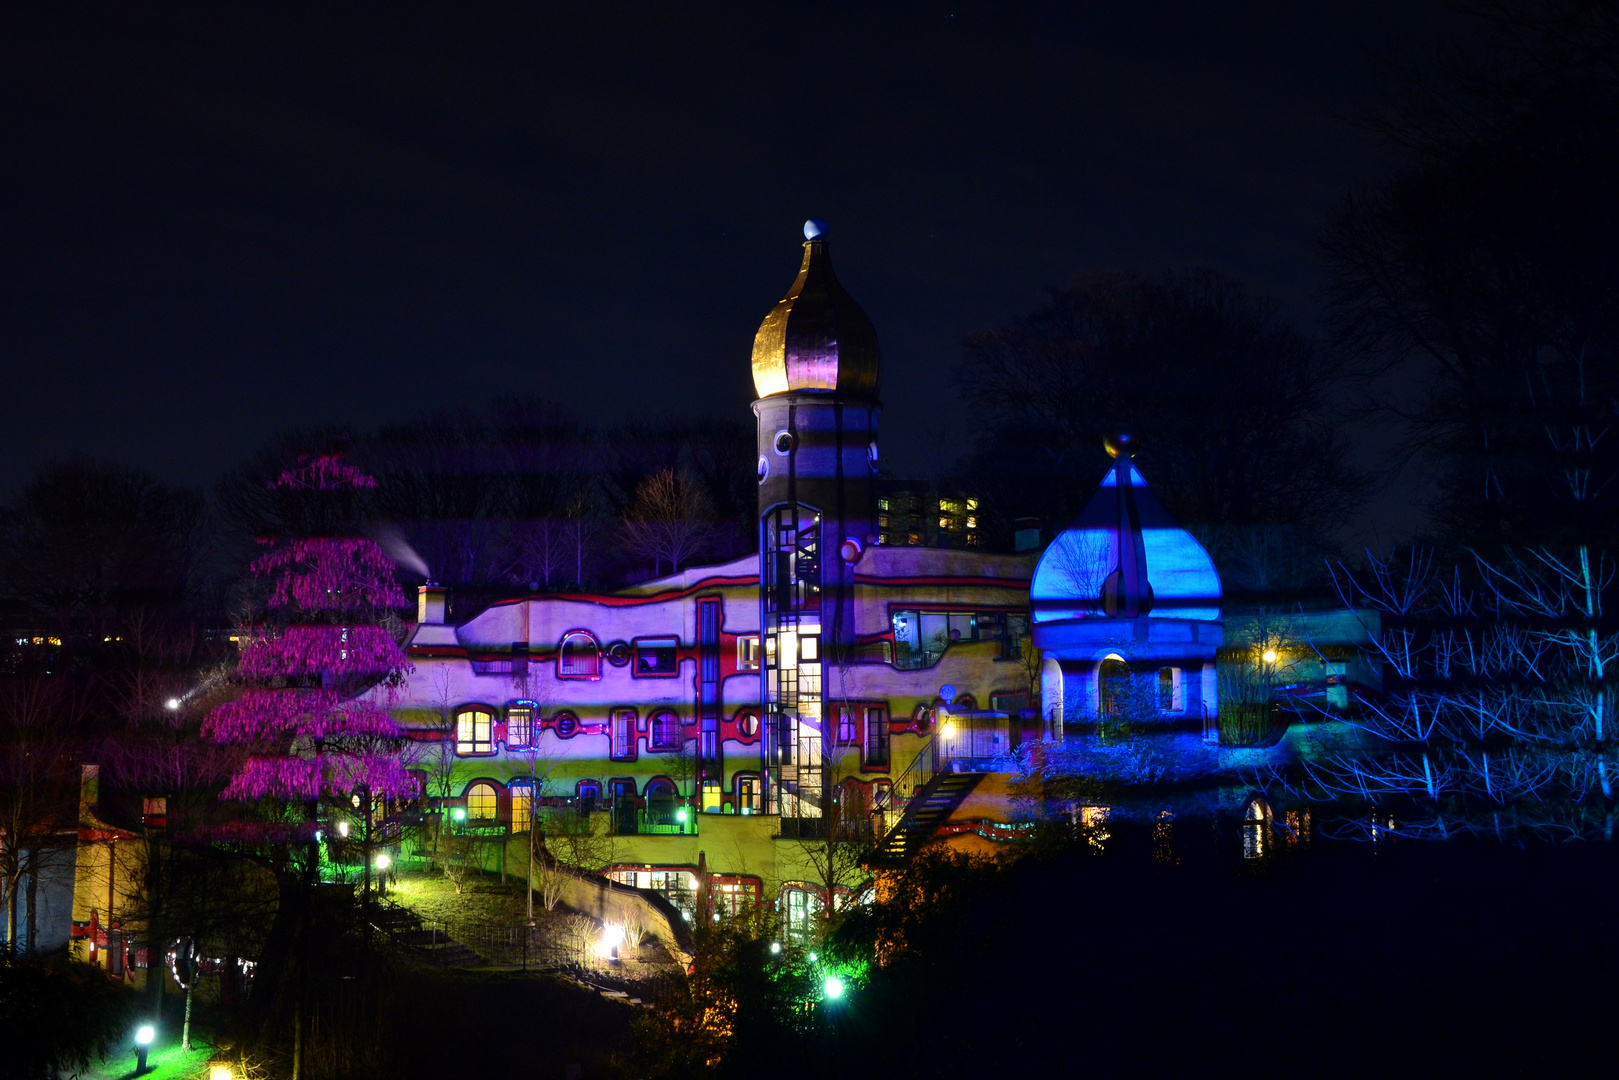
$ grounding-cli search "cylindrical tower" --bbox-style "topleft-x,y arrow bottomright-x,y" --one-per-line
750,219 -> 881,820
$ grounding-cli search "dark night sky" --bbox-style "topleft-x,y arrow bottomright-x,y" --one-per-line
1,2 -> 1460,535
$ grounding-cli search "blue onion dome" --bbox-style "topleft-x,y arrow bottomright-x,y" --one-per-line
751,219 -> 881,399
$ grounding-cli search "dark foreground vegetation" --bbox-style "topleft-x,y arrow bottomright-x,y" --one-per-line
644,829 -> 1619,1079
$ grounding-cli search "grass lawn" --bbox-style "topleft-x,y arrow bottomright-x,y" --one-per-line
78,1030 -> 221,1080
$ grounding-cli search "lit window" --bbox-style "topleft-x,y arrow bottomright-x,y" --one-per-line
836,707 -> 857,745
651,710 -> 682,750
635,637 -> 679,677
510,782 -> 532,832
783,886 -> 823,944
466,782 -> 499,821
506,704 -> 533,748
456,708 -> 494,755
736,775 -> 760,813
737,636 -> 760,671
800,634 -> 818,662
559,632 -> 601,678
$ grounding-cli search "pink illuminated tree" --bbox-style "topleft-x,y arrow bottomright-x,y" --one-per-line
203,454 -> 416,847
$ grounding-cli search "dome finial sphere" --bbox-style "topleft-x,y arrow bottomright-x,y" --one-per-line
1104,431 -> 1137,459
804,218 -> 828,241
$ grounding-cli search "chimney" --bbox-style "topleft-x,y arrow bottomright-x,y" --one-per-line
418,584 -> 447,625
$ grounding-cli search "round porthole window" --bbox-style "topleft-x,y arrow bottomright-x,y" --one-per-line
912,704 -> 933,733
757,454 -> 769,483
607,641 -> 632,667
554,713 -> 579,738
737,712 -> 760,738
773,430 -> 794,455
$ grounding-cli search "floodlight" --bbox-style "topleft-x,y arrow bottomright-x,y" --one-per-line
374,853 -> 391,871
940,720 -> 958,740
822,975 -> 845,999
135,1025 -> 155,1045
770,941 -> 781,955
210,1065 -> 235,1080
596,923 -> 625,958
337,820 -> 350,838
807,951 -> 817,963
164,699 -> 180,711
676,807 -> 688,823
1262,649 -> 1278,664
453,807 -> 467,821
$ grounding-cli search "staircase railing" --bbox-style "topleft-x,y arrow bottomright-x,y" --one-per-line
874,733 -> 940,841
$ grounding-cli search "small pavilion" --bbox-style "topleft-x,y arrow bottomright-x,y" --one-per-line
1030,435 -> 1224,738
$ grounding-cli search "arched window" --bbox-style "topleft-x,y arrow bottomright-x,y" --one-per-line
1242,795 -> 1272,860
1098,655 -> 1130,718
650,711 -> 682,751
456,707 -> 494,755
559,631 -> 601,678
466,782 -> 500,821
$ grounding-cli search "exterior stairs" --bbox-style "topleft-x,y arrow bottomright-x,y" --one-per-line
871,769 -> 986,865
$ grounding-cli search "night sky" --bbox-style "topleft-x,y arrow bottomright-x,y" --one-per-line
1,3 -> 1459,530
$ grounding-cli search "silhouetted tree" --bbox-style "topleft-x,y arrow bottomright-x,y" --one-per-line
956,269 -> 1365,546
1321,0 -> 1619,544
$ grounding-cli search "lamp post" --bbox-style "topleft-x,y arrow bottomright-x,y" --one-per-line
134,1024 -> 155,1074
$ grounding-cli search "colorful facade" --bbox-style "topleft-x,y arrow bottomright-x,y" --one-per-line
369,220 -> 1262,924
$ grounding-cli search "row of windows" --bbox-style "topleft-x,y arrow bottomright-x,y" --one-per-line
891,609 -> 1030,670
473,631 -> 766,680
452,703 -> 761,757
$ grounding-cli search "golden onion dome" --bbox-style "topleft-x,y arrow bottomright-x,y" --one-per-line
751,219 -> 880,399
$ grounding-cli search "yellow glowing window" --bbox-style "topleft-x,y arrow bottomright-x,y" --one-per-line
466,782 -> 499,821
800,634 -> 818,661
456,708 -> 494,754
510,785 -> 532,832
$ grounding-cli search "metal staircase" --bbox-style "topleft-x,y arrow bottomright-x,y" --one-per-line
871,768 -> 985,864
867,730 -> 989,865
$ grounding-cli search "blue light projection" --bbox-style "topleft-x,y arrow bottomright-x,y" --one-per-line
1031,462 -> 1221,623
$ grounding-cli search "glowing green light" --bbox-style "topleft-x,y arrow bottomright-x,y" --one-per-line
676,807 -> 688,822
807,951 -> 817,962
822,975 -> 845,999
453,807 -> 466,821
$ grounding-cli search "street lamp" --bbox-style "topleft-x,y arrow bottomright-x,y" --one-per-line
1261,648 -> 1278,664
822,975 -> 845,1000
134,1024 -> 155,1073
374,852 -> 391,871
